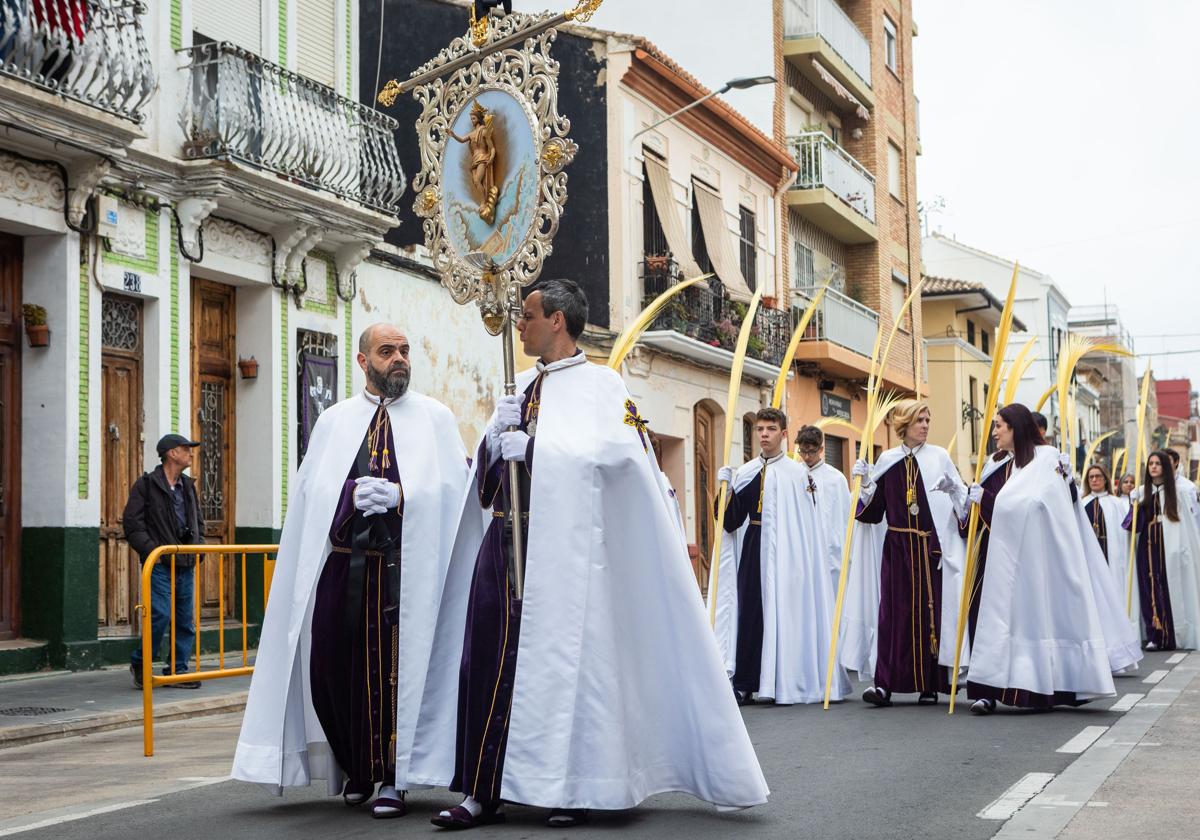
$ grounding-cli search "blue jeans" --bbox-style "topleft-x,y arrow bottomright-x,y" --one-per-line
131,562 -> 196,675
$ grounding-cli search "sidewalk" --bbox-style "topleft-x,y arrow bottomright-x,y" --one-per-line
1057,663 -> 1200,839
0,656 -> 253,750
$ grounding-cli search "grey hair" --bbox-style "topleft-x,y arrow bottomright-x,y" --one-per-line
530,278 -> 588,339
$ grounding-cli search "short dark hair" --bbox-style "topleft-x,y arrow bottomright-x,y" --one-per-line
1031,411 -> 1049,433
795,425 -> 823,448
529,278 -> 588,339
1167,449 -> 1181,466
755,407 -> 787,430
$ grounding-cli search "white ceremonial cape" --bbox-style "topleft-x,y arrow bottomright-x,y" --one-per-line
712,455 -> 850,704
410,359 -> 768,810
840,444 -> 968,677
1176,472 -> 1200,530
653,464 -> 689,558
1159,482 -> 1200,649
231,391 -> 469,792
808,461 -> 851,595
1081,491 -> 1137,639
968,446 -> 1137,699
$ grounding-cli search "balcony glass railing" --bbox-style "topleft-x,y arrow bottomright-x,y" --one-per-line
789,132 -> 876,224
791,285 -> 880,360
180,42 -> 406,214
783,0 -> 871,88
0,0 -> 155,122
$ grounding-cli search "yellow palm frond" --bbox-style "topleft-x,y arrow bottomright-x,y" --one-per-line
1002,337 -> 1037,406
1126,366 -> 1153,616
946,430 -> 958,459
1083,431 -> 1117,477
771,279 -> 833,409
870,391 -> 909,440
815,417 -> 863,438
1055,335 -> 1132,447
1111,446 -> 1126,478
607,273 -> 711,370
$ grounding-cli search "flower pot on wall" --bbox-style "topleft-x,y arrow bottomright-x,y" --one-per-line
237,357 -> 259,379
25,324 -> 50,347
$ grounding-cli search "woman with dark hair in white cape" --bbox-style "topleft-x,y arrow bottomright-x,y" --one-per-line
964,404 -> 1142,714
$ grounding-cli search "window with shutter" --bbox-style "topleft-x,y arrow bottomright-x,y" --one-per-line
193,0 -> 263,53
296,0 -> 338,88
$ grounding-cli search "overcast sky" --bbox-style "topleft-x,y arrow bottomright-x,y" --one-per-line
914,0 -> 1200,385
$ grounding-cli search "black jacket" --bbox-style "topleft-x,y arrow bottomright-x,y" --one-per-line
122,465 -> 204,567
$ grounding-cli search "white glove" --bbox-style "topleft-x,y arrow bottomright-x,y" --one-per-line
934,472 -> 959,494
500,430 -> 531,462
717,465 -> 734,485
1129,487 -> 1143,503
967,483 -> 984,506
493,393 -> 525,431
353,476 -> 401,516
1058,451 -> 1074,478
851,458 -> 870,479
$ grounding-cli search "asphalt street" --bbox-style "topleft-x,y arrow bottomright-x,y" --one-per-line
0,650 -> 1187,840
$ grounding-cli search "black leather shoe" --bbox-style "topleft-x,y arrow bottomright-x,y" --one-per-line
863,686 -> 892,707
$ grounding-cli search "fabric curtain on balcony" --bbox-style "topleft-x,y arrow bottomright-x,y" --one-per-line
642,154 -> 705,282
693,180 -> 754,301
810,59 -> 869,122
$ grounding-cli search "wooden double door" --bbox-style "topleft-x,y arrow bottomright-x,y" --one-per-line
190,279 -> 236,620
0,234 -> 21,639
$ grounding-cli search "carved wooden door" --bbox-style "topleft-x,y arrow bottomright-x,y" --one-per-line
190,279 -> 236,619
99,295 -> 144,631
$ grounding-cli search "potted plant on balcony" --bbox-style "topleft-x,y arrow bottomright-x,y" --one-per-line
644,253 -> 671,273
22,304 -> 49,347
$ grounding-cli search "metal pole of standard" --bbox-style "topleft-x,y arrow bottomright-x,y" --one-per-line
501,306 -> 526,601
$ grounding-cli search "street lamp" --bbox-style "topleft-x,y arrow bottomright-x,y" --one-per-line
630,74 -> 776,144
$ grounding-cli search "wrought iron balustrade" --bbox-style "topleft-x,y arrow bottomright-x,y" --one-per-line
180,41 -> 406,215
640,257 -> 791,367
790,131 -> 876,223
0,0 -> 154,122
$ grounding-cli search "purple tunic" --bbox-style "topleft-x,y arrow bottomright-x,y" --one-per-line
722,464 -> 767,694
1127,492 -> 1176,650
308,403 -> 405,789
856,454 -> 951,695
959,460 -> 1011,643
449,375 -> 540,803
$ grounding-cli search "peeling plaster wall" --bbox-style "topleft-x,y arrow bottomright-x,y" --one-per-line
352,258 -> 501,448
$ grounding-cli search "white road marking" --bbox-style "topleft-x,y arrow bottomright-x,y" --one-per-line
1109,693 -> 1144,712
0,800 -> 158,837
978,772 -> 1056,820
1056,725 -> 1108,754
1166,653 -> 1187,665
1143,669 -> 1169,684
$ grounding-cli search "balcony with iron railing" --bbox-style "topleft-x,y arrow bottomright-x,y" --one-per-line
786,132 -> 877,243
0,0 -> 154,123
639,256 -> 792,370
179,41 -> 406,215
782,0 -> 873,110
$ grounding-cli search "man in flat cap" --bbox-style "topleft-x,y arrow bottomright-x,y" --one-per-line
124,433 -> 204,690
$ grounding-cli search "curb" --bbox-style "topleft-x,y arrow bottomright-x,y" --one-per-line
0,691 -> 248,750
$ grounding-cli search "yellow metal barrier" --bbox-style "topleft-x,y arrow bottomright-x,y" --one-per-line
138,544 -> 278,756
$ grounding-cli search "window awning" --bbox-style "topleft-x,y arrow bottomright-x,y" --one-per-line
811,59 -> 870,122
693,180 -> 754,301
643,154 -> 705,282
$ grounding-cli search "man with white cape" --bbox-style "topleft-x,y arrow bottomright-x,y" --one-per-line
795,424 -> 852,596
965,404 -> 1142,713
231,325 -> 469,818
417,281 -> 767,830
711,409 -> 849,706
1167,449 -> 1200,530
840,400 -> 969,707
